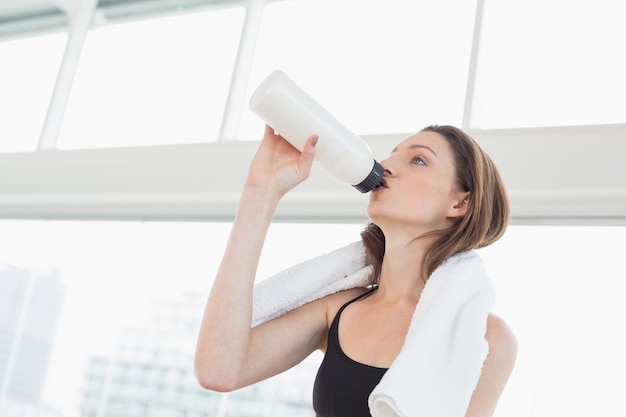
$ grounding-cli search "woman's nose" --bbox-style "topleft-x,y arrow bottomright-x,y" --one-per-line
380,158 -> 395,177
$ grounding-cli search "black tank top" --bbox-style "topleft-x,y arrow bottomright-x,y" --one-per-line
312,288 -> 388,417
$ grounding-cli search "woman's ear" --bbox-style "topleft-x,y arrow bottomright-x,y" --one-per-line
447,192 -> 470,219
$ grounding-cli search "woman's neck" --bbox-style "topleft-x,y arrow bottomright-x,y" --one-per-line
376,237 -> 430,304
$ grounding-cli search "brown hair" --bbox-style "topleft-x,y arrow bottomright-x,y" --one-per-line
360,125 -> 510,282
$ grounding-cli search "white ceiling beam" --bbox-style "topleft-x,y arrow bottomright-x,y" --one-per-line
462,0 -> 485,129
2,124 -> 626,224
218,0 -> 265,141
37,0 -> 98,151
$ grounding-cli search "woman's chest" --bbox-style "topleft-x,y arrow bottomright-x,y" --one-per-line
337,302 -> 415,369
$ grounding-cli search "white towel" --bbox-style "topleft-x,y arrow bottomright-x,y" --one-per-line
368,249 -> 495,417
252,241 -> 372,327
251,241 -> 495,417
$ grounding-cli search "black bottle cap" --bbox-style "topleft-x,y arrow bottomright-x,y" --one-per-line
352,161 -> 384,193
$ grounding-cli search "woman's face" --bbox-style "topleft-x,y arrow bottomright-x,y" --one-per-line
367,131 -> 469,236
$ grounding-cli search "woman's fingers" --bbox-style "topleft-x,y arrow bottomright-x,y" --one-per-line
297,134 -> 318,179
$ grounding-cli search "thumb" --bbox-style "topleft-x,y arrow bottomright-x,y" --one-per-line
298,134 -> 318,176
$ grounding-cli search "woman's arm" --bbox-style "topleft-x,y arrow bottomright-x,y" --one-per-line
194,126 -> 323,392
465,313 -> 518,417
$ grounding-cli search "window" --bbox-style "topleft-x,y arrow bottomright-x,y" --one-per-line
239,0 -> 476,140
56,7 -> 245,150
476,0 -> 626,128
1,220 -> 625,417
4,0 -> 624,153
0,33 -> 66,153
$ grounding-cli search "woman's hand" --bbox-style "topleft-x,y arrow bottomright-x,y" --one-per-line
245,125 -> 318,198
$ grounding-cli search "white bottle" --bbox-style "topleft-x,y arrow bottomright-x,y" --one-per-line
249,70 -> 384,193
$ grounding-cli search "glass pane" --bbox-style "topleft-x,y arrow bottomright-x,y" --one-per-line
240,0 -> 477,140
477,0 -> 626,128
0,33 -> 66,153
56,8 -> 244,150
1,220 -> 625,417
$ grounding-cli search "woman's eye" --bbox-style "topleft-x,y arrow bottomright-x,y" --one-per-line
411,156 -> 426,165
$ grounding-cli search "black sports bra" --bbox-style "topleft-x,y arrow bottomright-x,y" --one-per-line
312,288 -> 388,417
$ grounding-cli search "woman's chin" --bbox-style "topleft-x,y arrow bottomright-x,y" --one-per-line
366,206 -> 388,226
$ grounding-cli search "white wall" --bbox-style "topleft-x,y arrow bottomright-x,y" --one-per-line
1,123 -> 625,224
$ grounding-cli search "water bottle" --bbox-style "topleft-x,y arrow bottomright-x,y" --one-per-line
249,70 -> 384,193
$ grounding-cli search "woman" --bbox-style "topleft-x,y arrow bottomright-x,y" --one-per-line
195,124 -> 517,417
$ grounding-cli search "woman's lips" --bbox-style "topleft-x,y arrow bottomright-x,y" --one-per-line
371,179 -> 388,192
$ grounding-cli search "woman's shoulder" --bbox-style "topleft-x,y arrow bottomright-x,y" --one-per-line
297,287 -> 372,318
465,313 -> 517,416
324,287 -> 373,306
485,313 -> 518,365
322,287 -> 373,321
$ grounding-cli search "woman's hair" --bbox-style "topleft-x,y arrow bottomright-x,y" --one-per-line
361,125 -> 510,282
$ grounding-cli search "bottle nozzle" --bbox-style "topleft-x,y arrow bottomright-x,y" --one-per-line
352,161 -> 384,193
